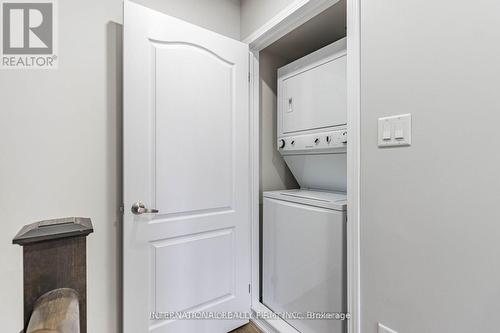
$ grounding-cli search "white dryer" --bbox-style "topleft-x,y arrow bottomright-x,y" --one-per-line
277,37 -> 347,192
262,37 -> 348,333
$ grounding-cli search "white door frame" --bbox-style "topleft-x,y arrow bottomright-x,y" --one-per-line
246,1 -> 361,332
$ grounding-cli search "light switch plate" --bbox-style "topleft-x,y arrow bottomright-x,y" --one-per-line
378,323 -> 398,333
378,114 -> 412,147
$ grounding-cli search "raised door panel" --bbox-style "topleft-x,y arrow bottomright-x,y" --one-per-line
152,228 -> 235,313
153,42 -> 235,218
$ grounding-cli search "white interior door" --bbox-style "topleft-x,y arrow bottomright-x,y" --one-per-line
123,2 -> 250,332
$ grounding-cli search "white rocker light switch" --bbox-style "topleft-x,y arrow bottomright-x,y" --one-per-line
378,114 -> 411,147
382,124 -> 391,140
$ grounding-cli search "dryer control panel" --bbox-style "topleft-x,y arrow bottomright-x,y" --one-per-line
278,129 -> 347,153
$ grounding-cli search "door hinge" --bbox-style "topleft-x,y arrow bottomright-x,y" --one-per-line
119,205 -> 125,215
248,284 -> 251,294
248,72 -> 251,82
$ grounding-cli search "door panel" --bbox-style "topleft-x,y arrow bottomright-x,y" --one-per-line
154,42 -> 235,216
124,2 -> 250,332
152,228 -> 235,312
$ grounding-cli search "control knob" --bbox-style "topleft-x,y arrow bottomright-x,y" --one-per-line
341,132 -> 348,144
278,139 -> 285,149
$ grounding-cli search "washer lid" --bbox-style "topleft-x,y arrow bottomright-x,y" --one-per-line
263,189 -> 347,211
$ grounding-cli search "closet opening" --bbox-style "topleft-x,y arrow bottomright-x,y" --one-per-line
251,1 -> 351,332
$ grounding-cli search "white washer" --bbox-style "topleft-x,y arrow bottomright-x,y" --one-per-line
263,189 -> 347,333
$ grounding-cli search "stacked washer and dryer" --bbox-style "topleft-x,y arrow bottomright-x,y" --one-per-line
262,38 -> 348,333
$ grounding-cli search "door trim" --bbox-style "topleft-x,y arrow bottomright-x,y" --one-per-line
246,0 -> 361,332
345,0 -> 361,331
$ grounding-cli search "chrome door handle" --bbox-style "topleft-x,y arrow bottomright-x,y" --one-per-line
131,201 -> 159,215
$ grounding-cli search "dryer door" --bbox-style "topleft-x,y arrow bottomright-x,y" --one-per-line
279,55 -> 347,135
262,197 -> 346,333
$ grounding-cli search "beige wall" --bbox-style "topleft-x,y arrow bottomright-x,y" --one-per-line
360,0 -> 500,332
0,1 -> 241,332
240,0 -> 297,40
133,0 -> 241,39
